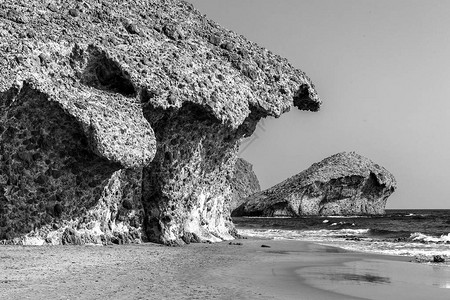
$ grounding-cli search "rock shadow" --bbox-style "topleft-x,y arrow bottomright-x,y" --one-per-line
0,83 -> 121,239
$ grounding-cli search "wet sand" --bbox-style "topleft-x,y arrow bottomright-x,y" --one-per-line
0,239 -> 449,299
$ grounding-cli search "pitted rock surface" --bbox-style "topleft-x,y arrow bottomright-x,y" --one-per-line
234,152 -> 396,217
230,158 -> 260,214
0,0 -> 321,245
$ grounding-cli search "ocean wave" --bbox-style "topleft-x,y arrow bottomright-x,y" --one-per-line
410,232 -> 450,243
242,216 -> 292,219
238,228 -> 370,240
329,221 -> 356,227
238,228 -> 450,261
319,240 -> 450,261
322,215 -> 370,218
239,228 -> 450,244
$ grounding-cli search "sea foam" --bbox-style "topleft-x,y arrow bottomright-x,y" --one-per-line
410,232 -> 450,243
238,228 -> 450,263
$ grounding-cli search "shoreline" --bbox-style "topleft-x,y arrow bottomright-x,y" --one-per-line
233,239 -> 450,300
1,239 -> 449,299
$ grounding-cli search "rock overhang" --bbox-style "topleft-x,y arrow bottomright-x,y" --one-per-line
0,0 -> 321,143
0,0 -> 322,244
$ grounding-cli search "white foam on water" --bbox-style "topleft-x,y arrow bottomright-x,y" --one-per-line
322,215 -> 370,218
243,216 -> 292,219
319,239 -> 450,258
238,228 -> 450,261
411,232 -> 450,243
239,228 -> 369,242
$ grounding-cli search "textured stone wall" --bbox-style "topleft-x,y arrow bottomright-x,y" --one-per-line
304,173 -> 390,215
0,84 -> 115,239
141,103 -> 257,245
0,84 -> 146,244
37,168 -> 146,245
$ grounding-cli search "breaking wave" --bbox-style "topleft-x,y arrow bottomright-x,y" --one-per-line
410,232 -> 450,243
234,210 -> 450,263
238,228 -> 450,262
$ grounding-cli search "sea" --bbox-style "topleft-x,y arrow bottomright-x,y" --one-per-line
234,209 -> 450,263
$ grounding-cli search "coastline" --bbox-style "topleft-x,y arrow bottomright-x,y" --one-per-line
1,239 -> 449,299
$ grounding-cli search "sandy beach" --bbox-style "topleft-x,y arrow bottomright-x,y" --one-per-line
1,239 -> 449,300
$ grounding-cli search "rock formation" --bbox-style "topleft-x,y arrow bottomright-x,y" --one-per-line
233,152 -> 396,217
229,158 -> 261,214
0,0 -> 321,245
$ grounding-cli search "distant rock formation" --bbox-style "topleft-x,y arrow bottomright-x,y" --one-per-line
229,158 -> 261,213
233,152 -> 396,217
0,0 -> 321,245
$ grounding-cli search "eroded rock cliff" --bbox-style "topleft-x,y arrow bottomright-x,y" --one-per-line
0,0 -> 320,245
229,158 -> 261,214
234,152 -> 396,217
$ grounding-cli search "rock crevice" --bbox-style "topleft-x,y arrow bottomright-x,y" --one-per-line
81,45 -> 137,97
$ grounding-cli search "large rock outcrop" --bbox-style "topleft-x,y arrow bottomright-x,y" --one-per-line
234,152 -> 396,217
229,158 -> 261,214
0,0 -> 320,245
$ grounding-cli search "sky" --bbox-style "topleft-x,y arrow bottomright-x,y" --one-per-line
187,0 -> 450,209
